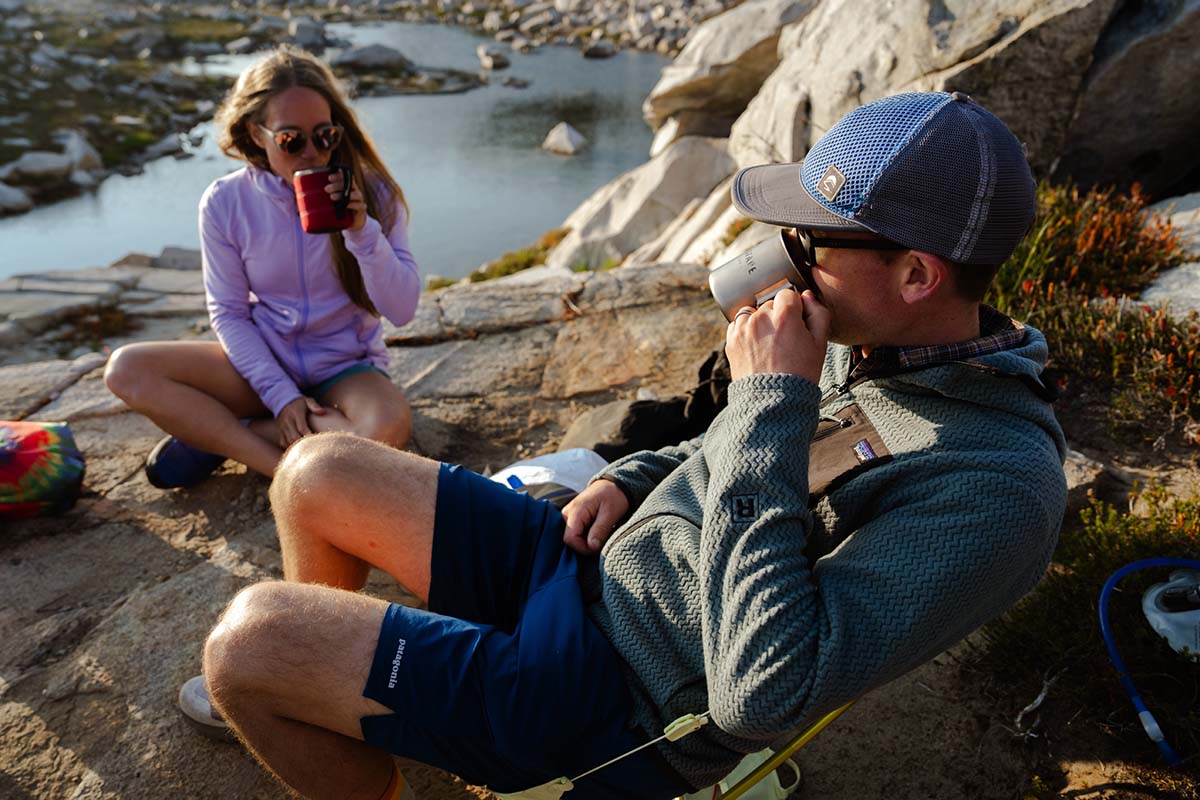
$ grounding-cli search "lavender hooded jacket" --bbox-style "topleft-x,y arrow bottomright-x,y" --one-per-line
199,166 -> 420,416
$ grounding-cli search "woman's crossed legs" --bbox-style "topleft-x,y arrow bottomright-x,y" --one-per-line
104,341 -> 411,480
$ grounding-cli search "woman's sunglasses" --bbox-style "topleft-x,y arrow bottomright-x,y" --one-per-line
257,123 -> 344,156
790,228 -> 907,268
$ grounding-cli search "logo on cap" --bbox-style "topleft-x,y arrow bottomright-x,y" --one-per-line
816,165 -> 846,202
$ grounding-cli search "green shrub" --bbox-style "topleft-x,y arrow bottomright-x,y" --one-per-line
425,277 -> 456,291
977,486 -> 1200,764
469,227 -> 570,283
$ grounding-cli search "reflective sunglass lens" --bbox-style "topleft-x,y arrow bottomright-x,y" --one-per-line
314,126 -> 342,152
275,131 -> 306,155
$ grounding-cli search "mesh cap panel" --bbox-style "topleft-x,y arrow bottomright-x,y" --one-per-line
858,99 -> 1035,264
801,93 -> 950,217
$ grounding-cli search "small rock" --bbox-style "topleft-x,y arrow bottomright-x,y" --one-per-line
225,36 -> 257,54
142,134 -> 183,161
288,16 -> 325,49
476,43 -> 510,70
503,75 -> 530,89
55,129 -> 103,172
582,38 -> 615,58
0,182 -> 33,214
153,246 -> 202,271
542,121 -> 587,155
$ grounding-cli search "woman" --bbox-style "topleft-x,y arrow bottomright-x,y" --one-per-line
106,46 -> 420,488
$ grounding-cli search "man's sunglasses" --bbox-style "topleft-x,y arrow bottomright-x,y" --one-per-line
789,228 -> 907,268
257,123 -> 344,155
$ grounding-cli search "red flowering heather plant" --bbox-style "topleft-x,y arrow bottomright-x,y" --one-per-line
990,183 -> 1195,444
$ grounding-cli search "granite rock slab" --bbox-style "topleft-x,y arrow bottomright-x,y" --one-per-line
0,352 -> 107,420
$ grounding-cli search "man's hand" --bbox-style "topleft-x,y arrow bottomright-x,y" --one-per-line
276,395 -> 327,449
562,478 -> 630,555
725,288 -> 831,383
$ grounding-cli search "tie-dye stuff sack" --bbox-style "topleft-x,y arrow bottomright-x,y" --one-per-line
0,421 -> 86,519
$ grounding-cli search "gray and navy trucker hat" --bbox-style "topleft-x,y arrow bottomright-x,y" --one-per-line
731,91 -> 1036,265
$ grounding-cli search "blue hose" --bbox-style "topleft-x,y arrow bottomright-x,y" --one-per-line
1098,557 -> 1200,767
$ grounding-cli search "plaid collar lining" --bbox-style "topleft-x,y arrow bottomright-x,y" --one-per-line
857,306 -> 1026,370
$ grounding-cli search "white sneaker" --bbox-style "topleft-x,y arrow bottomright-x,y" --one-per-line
178,674 -> 235,742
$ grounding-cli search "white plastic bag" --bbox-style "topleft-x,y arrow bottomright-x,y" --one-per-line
490,448 -> 609,494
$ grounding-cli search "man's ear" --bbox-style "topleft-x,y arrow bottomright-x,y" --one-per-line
897,251 -> 950,305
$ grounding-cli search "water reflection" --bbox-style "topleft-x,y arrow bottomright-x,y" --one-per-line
1,21 -> 665,280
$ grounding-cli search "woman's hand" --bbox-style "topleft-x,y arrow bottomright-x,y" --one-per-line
562,479 -> 630,555
725,288 -> 831,383
326,172 -> 367,232
276,396 -> 327,449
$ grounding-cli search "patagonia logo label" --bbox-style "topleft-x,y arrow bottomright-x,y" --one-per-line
386,638 -> 408,689
731,494 -> 760,523
853,440 -> 877,463
816,164 -> 846,201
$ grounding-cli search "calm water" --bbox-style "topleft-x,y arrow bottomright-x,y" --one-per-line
0,21 -> 666,280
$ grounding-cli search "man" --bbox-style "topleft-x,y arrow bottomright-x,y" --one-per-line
202,91 -> 1067,800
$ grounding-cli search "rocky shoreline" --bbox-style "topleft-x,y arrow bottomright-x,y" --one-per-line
0,0 -> 735,218
5,0 -> 1200,797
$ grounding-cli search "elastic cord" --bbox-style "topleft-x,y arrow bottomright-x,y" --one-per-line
1098,557 -> 1200,767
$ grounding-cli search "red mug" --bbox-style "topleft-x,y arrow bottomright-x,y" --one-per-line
294,165 -> 353,234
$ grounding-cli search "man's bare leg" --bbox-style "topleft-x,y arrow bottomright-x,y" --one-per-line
204,581 -> 402,800
268,432 -> 439,595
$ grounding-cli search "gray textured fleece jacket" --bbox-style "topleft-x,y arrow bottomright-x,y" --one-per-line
584,326 -> 1068,791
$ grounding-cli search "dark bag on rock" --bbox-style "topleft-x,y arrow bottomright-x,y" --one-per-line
559,349 -> 731,461
0,421 -> 86,519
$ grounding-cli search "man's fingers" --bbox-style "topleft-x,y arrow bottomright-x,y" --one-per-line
801,290 -> 831,340
587,504 -> 624,551
305,397 -> 326,416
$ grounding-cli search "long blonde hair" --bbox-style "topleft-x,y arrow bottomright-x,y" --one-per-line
214,45 -> 408,316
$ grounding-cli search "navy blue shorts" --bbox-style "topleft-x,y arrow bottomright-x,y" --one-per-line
359,463 -> 691,799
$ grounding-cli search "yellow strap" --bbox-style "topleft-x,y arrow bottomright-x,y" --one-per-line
717,702 -> 855,800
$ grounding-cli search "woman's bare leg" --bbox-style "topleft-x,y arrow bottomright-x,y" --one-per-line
104,341 -> 283,477
308,369 -> 412,449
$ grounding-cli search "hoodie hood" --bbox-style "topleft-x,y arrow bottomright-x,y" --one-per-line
866,325 -> 1068,462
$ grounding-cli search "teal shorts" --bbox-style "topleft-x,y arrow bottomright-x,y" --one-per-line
304,363 -> 388,402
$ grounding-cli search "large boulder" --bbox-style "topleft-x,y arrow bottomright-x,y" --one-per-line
331,44 -> 415,73
1141,191 -> 1200,316
545,137 -> 736,270
0,151 -> 74,186
1051,0 -> 1200,196
729,0 -> 1118,172
642,0 -> 819,140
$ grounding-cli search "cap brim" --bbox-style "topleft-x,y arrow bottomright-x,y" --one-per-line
731,163 -> 870,233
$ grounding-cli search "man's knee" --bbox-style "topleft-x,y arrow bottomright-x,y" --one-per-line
204,581 -> 303,698
270,432 -> 367,521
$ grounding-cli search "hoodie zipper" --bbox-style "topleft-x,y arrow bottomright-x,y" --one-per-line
292,210 -> 311,386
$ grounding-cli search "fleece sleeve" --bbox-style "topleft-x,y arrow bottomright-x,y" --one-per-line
200,192 -> 302,416
341,200 -> 420,327
697,372 -> 1062,741
594,434 -> 705,510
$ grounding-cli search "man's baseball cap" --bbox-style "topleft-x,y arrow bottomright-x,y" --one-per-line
731,91 -> 1036,265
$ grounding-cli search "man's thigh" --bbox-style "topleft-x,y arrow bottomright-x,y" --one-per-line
210,582 -> 395,741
